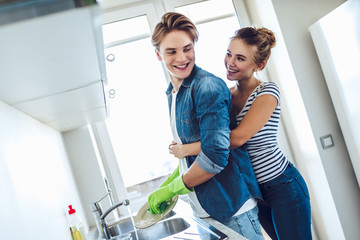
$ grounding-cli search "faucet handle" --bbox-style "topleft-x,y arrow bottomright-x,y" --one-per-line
123,199 -> 130,206
90,201 -> 103,213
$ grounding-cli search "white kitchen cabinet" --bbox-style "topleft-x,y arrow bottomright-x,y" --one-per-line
14,81 -> 107,132
0,4 -> 108,132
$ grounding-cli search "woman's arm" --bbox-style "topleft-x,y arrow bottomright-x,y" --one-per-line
170,141 -> 201,159
230,94 -> 278,148
169,95 -> 277,156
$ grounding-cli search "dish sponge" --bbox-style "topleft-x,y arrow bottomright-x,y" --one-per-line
148,201 -> 167,214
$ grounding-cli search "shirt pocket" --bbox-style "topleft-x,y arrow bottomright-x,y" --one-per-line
180,109 -> 197,124
179,109 -> 200,142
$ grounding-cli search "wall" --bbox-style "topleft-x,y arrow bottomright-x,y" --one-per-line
62,126 -> 107,227
62,121 -> 130,227
308,0 -> 360,186
243,0 -> 360,239
0,101 -> 86,240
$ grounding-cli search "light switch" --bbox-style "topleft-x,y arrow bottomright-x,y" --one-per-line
320,134 -> 334,149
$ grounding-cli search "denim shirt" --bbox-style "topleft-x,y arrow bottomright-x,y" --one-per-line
166,65 -> 262,221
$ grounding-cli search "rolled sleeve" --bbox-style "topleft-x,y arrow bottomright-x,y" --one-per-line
196,151 -> 224,174
194,76 -> 232,173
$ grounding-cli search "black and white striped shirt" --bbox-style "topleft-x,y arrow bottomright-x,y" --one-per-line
236,82 -> 289,184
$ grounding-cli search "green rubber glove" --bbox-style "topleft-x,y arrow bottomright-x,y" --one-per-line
160,166 -> 180,188
148,175 -> 192,214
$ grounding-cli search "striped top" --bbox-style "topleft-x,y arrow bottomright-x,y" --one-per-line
236,82 -> 289,184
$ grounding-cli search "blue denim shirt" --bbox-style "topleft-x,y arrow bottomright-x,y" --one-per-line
166,65 -> 262,221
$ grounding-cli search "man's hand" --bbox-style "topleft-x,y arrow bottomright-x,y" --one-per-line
148,186 -> 175,214
148,175 -> 192,214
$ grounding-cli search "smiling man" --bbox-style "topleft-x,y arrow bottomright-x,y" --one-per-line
147,12 -> 264,239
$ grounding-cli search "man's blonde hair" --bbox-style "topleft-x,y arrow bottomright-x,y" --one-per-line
151,12 -> 199,50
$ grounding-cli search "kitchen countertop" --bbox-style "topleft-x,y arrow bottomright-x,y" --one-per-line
87,199 -> 248,240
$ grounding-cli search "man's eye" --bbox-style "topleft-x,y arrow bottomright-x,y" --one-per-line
184,47 -> 192,52
166,51 -> 176,55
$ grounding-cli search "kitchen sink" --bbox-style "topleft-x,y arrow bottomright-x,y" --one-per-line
99,199 -> 228,240
108,217 -> 190,240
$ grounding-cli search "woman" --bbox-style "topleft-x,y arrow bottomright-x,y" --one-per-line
169,27 -> 312,240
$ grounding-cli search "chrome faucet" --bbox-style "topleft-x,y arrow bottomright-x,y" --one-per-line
100,199 -> 130,240
90,177 -> 130,239
90,197 -> 130,239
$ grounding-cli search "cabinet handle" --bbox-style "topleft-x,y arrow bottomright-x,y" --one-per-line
106,53 -> 115,62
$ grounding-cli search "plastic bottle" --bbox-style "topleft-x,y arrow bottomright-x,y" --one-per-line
68,205 -> 87,240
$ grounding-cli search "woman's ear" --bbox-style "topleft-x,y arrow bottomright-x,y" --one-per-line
155,49 -> 163,61
258,61 -> 266,70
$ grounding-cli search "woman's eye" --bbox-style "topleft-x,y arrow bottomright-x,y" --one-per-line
184,47 -> 191,52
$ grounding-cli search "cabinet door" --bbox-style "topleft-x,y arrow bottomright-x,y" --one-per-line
0,6 -> 105,103
0,5 -> 108,131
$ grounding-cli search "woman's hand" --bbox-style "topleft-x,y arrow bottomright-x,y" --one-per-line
169,141 -> 201,159
170,143 -> 186,159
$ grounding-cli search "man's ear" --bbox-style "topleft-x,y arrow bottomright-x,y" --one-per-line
155,49 -> 163,61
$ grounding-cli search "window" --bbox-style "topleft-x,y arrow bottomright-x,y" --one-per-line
102,0 -> 241,189
176,0 -> 240,88
103,15 -> 177,187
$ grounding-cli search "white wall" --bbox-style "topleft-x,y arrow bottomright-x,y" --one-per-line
63,125 -> 117,227
62,126 -> 106,227
0,101 -> 86,240
62,122 -> 130,227
268,0 -> 360,239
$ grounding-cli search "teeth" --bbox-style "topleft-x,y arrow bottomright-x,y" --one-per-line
227,65 -> 237,73
177,64 -> 187,68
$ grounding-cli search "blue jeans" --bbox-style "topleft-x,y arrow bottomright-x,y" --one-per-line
258,162 -> 312,240
222,206 -> 264,240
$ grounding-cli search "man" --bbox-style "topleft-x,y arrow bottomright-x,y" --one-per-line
147,12 -> 263,239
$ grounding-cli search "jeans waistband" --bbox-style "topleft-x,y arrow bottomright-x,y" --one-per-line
260,162 -> 299,187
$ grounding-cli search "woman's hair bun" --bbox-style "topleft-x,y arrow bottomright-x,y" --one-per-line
257,27 -> 276,48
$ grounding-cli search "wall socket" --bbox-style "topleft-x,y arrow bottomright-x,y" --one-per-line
320,134 -> 334,149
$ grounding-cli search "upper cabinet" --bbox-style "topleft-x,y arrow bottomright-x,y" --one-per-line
0,3 -> 108,132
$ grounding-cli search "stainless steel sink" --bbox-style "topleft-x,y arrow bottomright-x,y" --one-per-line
100,199 -> 228,240
108,217 -> 190,239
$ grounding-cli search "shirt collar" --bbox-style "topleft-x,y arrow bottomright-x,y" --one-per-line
166,64 -> 199,94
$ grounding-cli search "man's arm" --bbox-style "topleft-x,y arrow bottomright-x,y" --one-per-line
193,76 -> 232,174
182,161 -> 215,188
